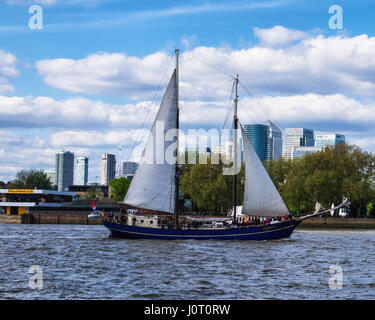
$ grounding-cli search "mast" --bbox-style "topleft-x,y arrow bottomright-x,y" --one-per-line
175,48 -> 180,228
233,75 -> 239,223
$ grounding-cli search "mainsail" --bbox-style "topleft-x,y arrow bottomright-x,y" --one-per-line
123,70 -> 177,213
241,125 -> 290,217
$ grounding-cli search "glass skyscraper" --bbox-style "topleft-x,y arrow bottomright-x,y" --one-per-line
266,120 -> 283,160
101,153 -> 116,185
243,121 -> 283,162
55,151 -> 74,191
75,157 -> 89,186
243,124 -> 269,162
283,128 -> 314,160
315,134 -> 345,147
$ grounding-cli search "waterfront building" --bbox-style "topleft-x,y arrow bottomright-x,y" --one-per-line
0,188 -> 76,215
55,151 -> 74,191
75,157 -> 89,186
315,134 -> 345,148
44,169 -> 56,187
101,153 -> 116,185
291,146 -> 324,159
243,124 -> 269,162
283,128 -> 314,160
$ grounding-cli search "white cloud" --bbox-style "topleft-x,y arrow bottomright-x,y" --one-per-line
0,50 -> 18,93
49,129 -> 149,148
238,94 -> 375,126
253,25 -> 308,47
181,34 -> 198,50
36,31 -> 375,99
36,51 -> 172,99
0,95 -> 157,128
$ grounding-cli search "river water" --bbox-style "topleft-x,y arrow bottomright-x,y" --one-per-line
0,224 -> 374,300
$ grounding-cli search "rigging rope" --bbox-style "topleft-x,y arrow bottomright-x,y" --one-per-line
125,53 -> 174,164
238,81 -> 286,134
186,54 -> 234,79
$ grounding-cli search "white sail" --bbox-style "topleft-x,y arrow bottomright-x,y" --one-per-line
241,126 -> 290,217
123,70 -> 177,213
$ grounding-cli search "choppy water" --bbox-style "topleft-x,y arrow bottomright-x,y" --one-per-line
0,223 -> 374,300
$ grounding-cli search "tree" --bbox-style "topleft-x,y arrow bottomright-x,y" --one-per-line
264,157 -> 293,194
13,169 -> 52,189
179,157 -> 244,213
342,146 -> 375,217
109,177 -> 131,202
179,144 -> 375,217
265,144 -> 375,216
366,202 -> 374,217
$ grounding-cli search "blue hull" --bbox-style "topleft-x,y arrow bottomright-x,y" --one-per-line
102,220 -> 301,241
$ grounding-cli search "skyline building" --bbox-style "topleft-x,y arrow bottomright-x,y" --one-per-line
283,128 -> 314,160
55,151 -> 74,191
291,146 -> 325,159
266,120 -> 283,160
243,124 -> 269,162
101,153 -> 116,185
44,169 -> 56,187
315,134 -> 345,148
75,157 -> 89,186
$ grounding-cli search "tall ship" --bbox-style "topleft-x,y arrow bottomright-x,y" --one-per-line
101,49 -> 349,240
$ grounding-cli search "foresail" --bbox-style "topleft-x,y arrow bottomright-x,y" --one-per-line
241,126 -> 290,217
123,70 -> 177,213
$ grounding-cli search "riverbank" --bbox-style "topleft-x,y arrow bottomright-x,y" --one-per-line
1,213 -> 375,229
298,217 -> 375,229
0,212 -> 102,225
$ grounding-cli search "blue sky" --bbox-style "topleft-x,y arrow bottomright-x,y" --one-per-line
1,0 -> 375,182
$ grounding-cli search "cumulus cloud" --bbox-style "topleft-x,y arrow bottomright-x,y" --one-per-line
238,94 -> 375,127
253,25 -> 309,47
36,30 -> 375,99
49,129 -> 149,148
36,52 -> 172,99
181,34 -> 198,50
0,95 -> 158,128
0,50 -> 18,93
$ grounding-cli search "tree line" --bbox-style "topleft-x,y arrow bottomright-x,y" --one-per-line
179,144 -> 375,217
